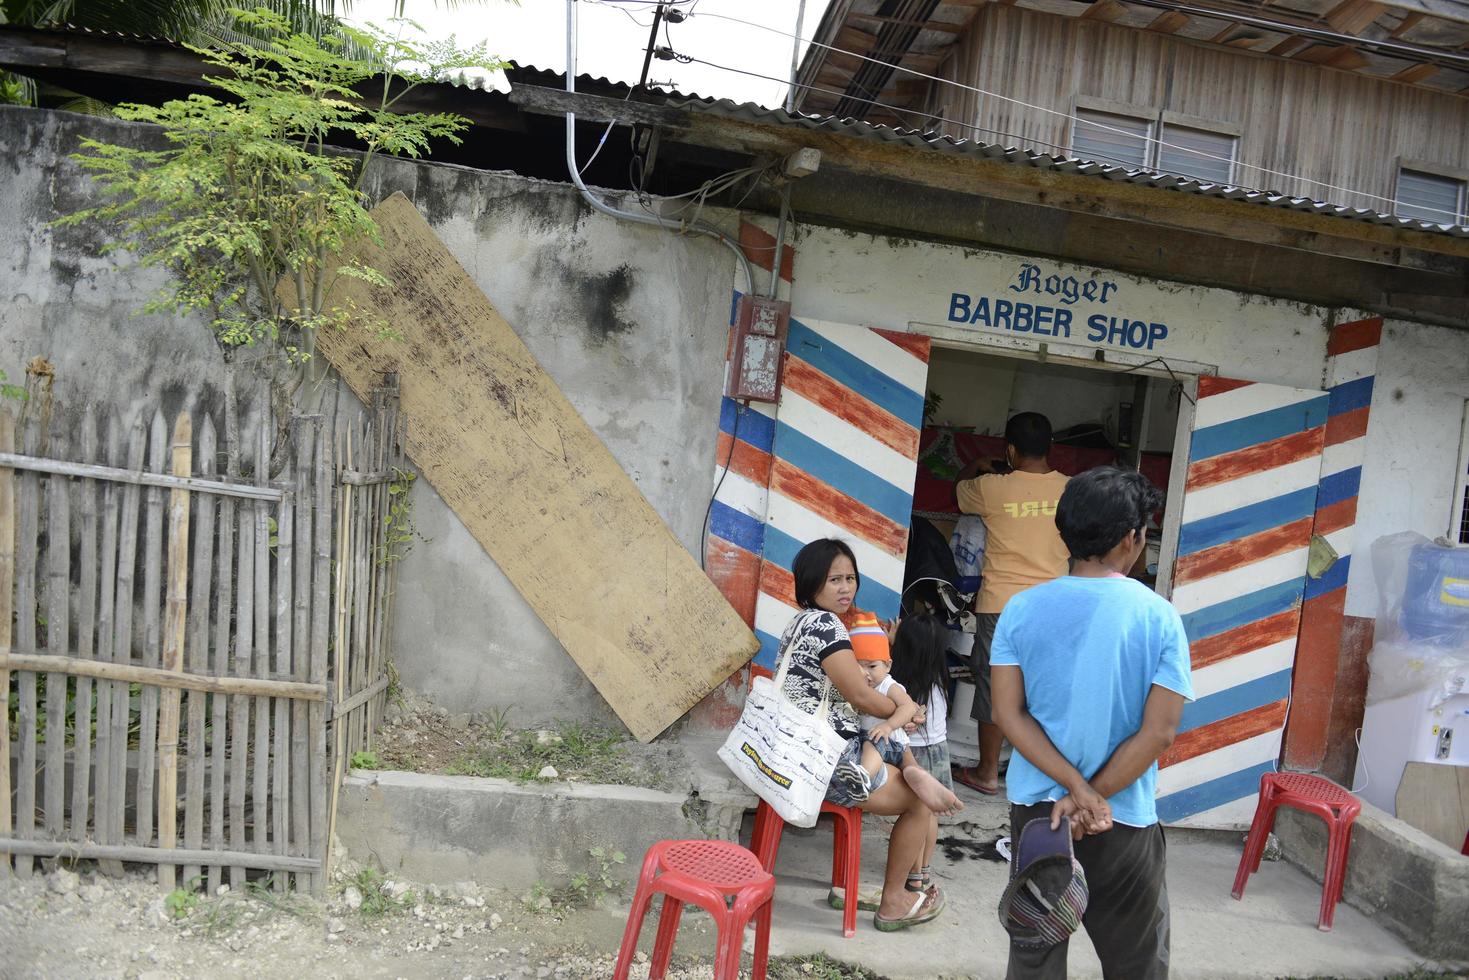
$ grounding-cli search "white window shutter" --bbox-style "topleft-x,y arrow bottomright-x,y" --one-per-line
1071,109 -> 1151,170
1395,169 -> 1465,224
1158,125 -> 1237,185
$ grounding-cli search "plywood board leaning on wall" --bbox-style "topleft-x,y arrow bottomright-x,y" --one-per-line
308,193 -> 759,742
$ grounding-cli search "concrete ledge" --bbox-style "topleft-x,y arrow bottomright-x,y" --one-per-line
335,770 -> 745,892
1274,798 -> 1469,962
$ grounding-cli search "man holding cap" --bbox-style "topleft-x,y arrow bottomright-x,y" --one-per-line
991,467 -> 1193,979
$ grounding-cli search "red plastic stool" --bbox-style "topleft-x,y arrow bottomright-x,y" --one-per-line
749,799 -> 863,938
1231,772 -> 1362,931
612,839 -> 775,980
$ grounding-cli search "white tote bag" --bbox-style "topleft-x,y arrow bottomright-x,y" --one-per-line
718,616 -> 850,828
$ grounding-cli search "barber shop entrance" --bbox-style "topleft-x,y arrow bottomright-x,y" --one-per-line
747,312 -> 1334,830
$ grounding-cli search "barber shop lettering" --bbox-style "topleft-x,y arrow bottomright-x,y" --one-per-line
946,262 -> 1171,350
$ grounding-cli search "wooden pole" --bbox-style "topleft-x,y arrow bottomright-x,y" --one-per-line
71,412 -> 98,848
156,412 -> 191,890
0,410 -> 14,877
42,430 -> 71,850
183,415 -> 216,889
0,653 -> 327,700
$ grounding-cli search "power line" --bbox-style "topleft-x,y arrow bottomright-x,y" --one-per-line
658,4 -> 1466,223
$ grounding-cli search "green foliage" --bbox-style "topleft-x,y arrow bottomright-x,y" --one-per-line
165,885 -> 201,919
379,467 -> 425,564
566,846 -> 626,907
444,722 -> 633,785
350,866 -> 412,917
0,369 -> 26,400
54,7 -> 502,388
0,72 -> 34,107
768,953 -> 890,980
349,749 -> 378,769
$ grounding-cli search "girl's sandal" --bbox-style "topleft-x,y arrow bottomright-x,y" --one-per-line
873,885 -> 945,933
826,886 -> 883,912
904,867 -> 933,893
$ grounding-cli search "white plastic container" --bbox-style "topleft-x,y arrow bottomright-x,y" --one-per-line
1353,685 -> 1469,815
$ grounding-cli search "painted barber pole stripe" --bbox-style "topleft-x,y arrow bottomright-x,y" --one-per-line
749,318 -> 930,668
1161,375 -> 1328,829
1286,319 -> 1381,776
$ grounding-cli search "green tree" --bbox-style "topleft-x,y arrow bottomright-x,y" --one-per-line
54,7 -> 501,428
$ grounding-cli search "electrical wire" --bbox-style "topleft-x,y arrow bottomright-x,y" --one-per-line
653,4 -> 1468,223
701,399 -> 745,571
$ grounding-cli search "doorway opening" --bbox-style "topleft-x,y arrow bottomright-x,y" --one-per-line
905,342 -> 1190,763
910,343 -> 1188,597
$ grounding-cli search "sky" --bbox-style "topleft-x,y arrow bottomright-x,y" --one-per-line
343,0 -> 834,108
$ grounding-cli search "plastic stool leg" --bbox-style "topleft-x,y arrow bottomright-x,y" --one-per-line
830,812 -> 846,890
1232,796 -> 1276,899
842,812 -> 861,939
751,894 -> 773,980
1319,812 -> 1356,932
751,803 -> 784,873
649,895 -> 685,979
612,882 -> 656,980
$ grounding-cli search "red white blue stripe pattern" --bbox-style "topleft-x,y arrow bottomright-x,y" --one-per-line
1157,376 -> 1328,828
1283,317 -> 1381,768
749,319 -> 930,669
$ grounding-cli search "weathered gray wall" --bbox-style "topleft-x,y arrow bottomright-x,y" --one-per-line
0,106 -> 735,728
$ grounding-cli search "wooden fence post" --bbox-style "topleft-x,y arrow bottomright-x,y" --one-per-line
0,409 -> 14,878
156,412 -> 191,889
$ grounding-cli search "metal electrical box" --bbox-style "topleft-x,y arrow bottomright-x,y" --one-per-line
726,294 -> 790,404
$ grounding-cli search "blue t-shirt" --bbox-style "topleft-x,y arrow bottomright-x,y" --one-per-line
990,576 -> 1194,827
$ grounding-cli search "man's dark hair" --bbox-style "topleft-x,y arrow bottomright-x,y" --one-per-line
1056,466 -> 1164,561
1005,412 -> 1052,459
792,538 -> 861,609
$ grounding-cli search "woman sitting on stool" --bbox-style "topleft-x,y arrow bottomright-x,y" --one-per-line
773,538 -> 963,931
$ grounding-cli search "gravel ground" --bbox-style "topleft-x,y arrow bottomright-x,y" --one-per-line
0,856 -> 740,980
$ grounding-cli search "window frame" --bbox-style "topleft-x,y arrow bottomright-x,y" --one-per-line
1393,158 -> 1469,225
1069,98 -> 1240,184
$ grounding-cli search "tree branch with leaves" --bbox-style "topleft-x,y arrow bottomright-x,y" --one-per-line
55,6 -> 502,429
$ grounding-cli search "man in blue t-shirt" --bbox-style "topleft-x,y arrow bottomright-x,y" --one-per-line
991,466 -> 1194,980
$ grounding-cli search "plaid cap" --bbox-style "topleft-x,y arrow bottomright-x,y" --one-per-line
998,816 -> 1089,949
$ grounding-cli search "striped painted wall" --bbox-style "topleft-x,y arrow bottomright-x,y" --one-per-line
702,222 -> 794,635
748,320 -> 931,669
1157,375 -> 1329,828
1283,316 -> 1383,770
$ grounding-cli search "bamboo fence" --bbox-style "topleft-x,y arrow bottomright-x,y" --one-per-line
1,370 -> 403,895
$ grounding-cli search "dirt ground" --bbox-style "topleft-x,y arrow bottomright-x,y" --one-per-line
367,695 -> 684,792
0,854 -> 780,980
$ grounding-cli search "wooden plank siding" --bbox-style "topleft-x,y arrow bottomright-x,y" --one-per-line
921,4 -> 1469,215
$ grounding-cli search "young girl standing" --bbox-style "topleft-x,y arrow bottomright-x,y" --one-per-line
890,614 -> 954,897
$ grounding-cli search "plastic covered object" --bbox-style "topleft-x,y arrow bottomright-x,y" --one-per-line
1366,531 -> 1469,707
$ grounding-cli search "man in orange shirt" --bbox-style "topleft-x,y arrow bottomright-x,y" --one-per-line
951,412 -> 1070,796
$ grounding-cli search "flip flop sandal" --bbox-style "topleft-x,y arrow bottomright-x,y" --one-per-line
826,886 -> 882,912
873,885 -> 946,933
951,767 -> 1000,795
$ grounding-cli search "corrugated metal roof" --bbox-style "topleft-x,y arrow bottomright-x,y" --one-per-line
670,95 -> 1469,238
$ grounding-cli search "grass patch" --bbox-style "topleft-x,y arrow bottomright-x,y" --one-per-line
444,723 -> 638,785
769,953 -> 891,980
196,875 -> 310,936
350,867 -> 413,917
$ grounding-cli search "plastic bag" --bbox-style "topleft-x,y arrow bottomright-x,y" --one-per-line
1365,531 -> 1469,707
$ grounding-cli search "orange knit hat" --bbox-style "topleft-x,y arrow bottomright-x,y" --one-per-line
844,609 -> 890,662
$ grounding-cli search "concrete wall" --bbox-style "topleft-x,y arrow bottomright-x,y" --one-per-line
1345,317 -> 1469,620
0,106 -> 735,729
